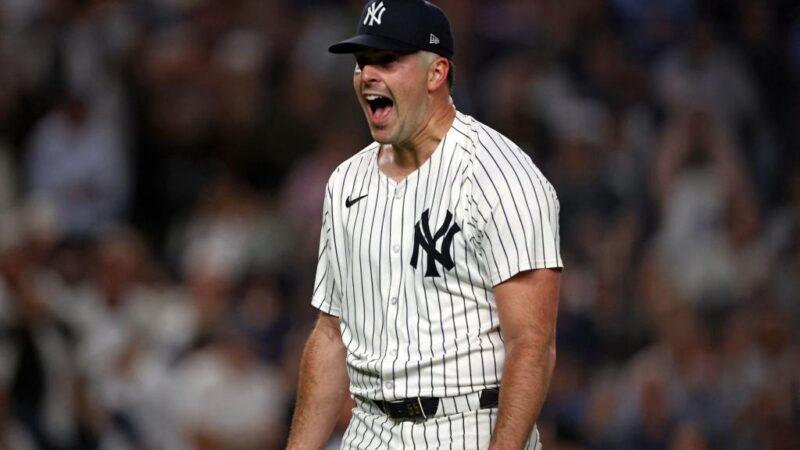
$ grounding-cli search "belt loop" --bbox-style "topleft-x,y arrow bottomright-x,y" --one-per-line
417,397 -> 427,419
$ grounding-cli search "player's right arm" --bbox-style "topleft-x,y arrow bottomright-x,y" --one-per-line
286,312 -> 350,450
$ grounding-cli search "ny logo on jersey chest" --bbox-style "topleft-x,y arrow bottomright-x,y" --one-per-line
410,209 -> 461,277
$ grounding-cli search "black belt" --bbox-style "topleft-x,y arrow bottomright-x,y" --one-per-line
369,387 -> 500,421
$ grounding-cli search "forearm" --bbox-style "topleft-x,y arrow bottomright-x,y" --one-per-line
489,268 -> 561,450
489,337 -> 556,450
287,314 -> 350,450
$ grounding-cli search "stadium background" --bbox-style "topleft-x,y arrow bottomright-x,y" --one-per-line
0,0 -> 798,449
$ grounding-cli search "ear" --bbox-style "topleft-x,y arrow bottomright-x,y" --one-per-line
427,57 -> 449,92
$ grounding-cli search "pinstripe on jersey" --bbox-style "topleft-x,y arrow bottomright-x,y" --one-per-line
311,110 -> 562,403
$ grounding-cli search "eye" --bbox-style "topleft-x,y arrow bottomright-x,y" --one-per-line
378,54 -> 399,65
354,52 -> 401,70
355,55 -> 366,70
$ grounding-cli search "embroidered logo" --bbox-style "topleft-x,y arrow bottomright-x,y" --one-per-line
410,209 -> 461,277
364,1 -> 387,26
345,194 -> 368,208
429,34 -> 440,45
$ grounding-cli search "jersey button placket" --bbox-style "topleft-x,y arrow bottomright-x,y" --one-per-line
383,184 -> 405,398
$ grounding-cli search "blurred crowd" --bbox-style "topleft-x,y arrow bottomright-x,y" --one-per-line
0,0 -> 798,449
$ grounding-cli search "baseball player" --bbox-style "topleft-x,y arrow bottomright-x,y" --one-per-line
287,1 -> 562,449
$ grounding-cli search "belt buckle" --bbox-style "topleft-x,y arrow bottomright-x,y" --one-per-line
409,398 -> 427,419
385,398 -> 427,420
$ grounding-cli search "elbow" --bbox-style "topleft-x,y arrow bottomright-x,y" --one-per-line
505,330 -> 557,367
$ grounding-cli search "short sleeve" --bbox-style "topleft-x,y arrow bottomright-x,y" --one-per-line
310,185 -> 342,316
474,148 -> 563,286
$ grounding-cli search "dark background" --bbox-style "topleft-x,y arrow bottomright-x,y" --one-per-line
0,0 -> 798,449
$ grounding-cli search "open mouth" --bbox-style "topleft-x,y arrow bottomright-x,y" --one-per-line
365,94 -> 394,122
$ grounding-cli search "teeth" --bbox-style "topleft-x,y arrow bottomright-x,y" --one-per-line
365,95 -> 381,101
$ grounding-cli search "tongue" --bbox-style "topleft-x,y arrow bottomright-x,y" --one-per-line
372,104 -> 392,122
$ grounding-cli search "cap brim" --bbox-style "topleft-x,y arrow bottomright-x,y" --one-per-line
329,34 -> 419,54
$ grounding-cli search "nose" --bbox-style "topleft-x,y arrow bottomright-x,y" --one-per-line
358,63 -> 380,84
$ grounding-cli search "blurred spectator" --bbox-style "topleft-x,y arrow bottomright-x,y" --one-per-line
0,209 -> 78,450
169,174 -> 290,281
734,0 -> 792,124
210,28 -> 272,181
134,26 -> 217,227
611,0 -> 695,60
481,51 -> 551,158
652,20 -> 759,127
0,38 -> 21,212
279,123 -> 359,269
625,305 -> 718,448
0,388 -> 36,450
168,325 -> 286,450
63,228 -> 167,450
24,91 -> 129,239
770,170 -> 800,314
0,143 -> 16,214
650,110 -> 759,306
231,271 -> 290,366
668,422 -> 709,450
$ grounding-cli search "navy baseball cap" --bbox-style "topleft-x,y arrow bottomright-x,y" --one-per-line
329,0 -> 454,58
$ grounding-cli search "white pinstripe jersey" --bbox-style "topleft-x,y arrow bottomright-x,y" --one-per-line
312,111 -> 563,402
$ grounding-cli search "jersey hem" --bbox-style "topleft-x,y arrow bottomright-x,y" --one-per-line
310,299 -> 341,317
491,259 -> 564,286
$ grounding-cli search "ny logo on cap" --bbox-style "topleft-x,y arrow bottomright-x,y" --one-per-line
364,1 -> 387,26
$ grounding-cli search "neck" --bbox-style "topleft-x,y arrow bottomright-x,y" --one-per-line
379,99 -> 456,180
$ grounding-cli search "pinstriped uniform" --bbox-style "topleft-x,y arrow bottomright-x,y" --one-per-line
312,111 -> 562,449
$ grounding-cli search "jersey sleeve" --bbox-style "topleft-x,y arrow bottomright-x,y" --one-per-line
310,184 -> 343,316
473,142 -> 563,286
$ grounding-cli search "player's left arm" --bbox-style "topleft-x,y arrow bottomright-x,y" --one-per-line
489,267 -> 561,450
